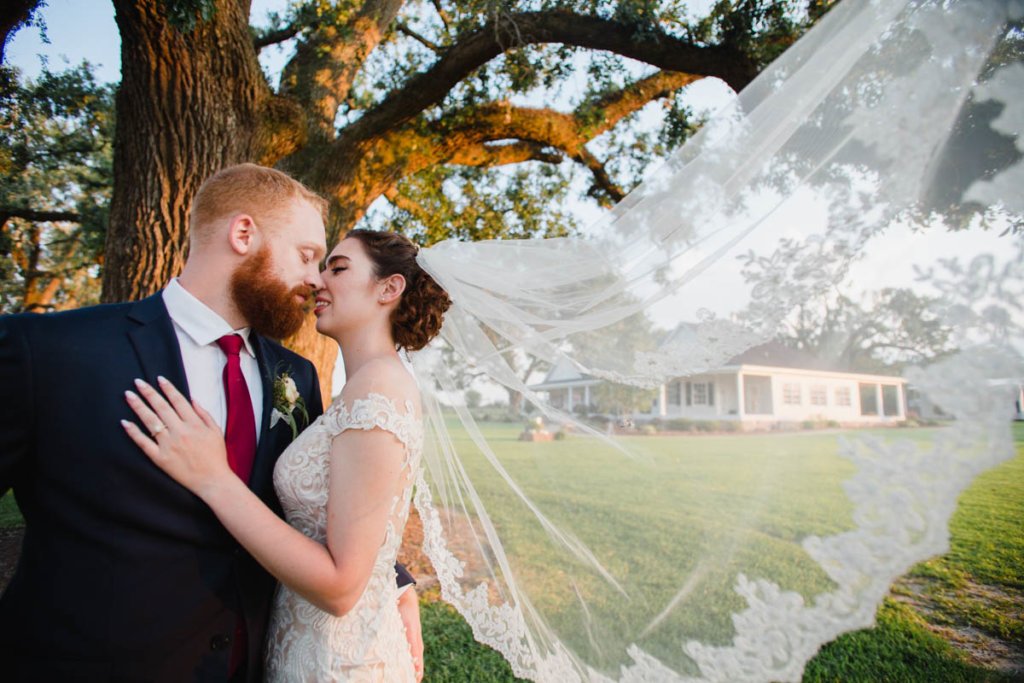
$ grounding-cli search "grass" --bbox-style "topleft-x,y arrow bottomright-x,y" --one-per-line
0,490 -> 21,528
416,421 -> 1024,682
1,423 -> 1019,681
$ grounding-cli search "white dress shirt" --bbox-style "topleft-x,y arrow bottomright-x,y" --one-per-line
162,279 -> 263,445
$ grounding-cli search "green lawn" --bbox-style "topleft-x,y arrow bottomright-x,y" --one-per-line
417,421 -> 1024,682
0,490 -> 20,528
1,423 -> 1019,681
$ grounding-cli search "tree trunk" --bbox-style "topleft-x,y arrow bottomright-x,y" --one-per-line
507,388 -> 523,416
103,0 -> 269,303
284,316 -> 339,408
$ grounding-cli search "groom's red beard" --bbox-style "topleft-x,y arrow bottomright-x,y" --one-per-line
229,245 -> 312,340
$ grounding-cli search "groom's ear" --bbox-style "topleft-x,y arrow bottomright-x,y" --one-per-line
227,214 -> 258,255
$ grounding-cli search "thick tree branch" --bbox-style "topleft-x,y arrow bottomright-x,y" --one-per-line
448,140 -> 563,167
253,23 -> 301,51
379,141 -> 562,233
278,0 -> 405,141
318,70 -> 690,231
340,11 -> 757,146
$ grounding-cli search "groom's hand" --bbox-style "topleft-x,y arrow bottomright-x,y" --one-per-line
397,586 -> 424,681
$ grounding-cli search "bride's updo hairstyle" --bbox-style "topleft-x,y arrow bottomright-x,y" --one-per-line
345,229 -> 451,351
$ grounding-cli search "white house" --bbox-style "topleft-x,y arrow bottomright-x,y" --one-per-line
530,343 -> 908,429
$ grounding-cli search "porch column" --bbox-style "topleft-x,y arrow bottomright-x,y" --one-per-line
736,373 -> 745,420
584,384 -> 591,411
568,386 -> 575,411
876,383 -> 884,420
658,384 -> 667,417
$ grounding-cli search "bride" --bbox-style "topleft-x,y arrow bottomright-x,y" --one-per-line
122,229 -> 450,681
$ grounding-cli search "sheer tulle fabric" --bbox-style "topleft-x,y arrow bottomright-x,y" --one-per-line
406,1 -> 1024,681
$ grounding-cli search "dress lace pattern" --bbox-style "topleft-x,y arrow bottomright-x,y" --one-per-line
265,392 -> 423,682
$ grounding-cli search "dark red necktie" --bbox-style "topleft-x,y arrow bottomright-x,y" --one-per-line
216,334 -> 256,483
215,333 -> 256,677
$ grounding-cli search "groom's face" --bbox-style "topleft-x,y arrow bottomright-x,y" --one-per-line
229,198 -> 327,339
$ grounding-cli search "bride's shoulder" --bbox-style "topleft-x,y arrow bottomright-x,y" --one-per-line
339,357 -> 420,415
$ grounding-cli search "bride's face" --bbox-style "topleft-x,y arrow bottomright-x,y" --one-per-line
313,237 -> 385,338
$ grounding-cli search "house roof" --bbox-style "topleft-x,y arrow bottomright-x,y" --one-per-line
726,341 -> 850,372
532,339 -> 907,389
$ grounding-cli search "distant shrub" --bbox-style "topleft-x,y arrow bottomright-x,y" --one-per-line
640,424 -> 658,435
664,418 -> 694,432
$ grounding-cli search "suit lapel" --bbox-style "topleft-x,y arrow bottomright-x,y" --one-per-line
249,334 -> 280,498
127,293 -> 191,401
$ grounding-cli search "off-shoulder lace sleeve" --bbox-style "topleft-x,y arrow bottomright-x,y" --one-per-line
320,392 -> 423,455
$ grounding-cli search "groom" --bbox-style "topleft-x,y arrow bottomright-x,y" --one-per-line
0,164 -> 417,681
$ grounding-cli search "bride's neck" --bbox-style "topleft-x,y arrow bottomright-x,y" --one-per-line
337,324 -> 398,378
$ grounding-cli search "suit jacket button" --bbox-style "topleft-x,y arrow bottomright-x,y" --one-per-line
210,634 -> 231,651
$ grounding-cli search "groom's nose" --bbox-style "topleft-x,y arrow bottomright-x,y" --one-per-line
304,267 -> 325,291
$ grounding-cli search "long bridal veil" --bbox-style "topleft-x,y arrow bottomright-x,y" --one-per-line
407,1 -> 1023,680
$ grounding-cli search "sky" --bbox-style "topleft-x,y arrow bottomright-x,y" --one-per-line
7,0 -> 298,84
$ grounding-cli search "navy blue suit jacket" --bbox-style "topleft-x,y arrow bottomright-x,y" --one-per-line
0,294 -> 323,682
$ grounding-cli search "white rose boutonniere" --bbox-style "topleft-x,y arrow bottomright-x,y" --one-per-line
270,370 -> 308,439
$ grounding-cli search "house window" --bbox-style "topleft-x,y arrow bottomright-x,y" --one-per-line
835,386 -> 852,407
686,381 -> 716,406
668,381 -> 682,406
783,383 -> 802,405
810,385 -> 827,406
859,383 -> 879,415
882,385 -> 900,416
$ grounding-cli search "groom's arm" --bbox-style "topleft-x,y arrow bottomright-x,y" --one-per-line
0,316 -> 31,497
396,563 -> 415,588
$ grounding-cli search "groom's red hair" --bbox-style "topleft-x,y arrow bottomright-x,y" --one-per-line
189,163 -> 327,243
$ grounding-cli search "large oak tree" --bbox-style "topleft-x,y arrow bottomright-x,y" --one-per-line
3,0 -> 829,398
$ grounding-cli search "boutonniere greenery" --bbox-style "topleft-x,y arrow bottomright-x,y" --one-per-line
270,370 -> 308,439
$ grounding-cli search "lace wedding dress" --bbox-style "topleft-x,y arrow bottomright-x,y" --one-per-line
264,392 -> 422,682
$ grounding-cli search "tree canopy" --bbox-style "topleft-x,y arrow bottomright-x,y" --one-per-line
0,64 -> 113,313
2,0 -> 830,395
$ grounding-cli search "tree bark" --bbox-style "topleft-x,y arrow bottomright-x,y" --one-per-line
284,316 -> 339,408
103,0 -> 270,303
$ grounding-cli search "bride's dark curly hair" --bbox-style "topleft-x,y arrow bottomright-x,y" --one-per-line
345,229 -> 451,351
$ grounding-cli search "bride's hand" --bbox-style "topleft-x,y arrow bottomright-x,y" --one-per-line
121,376 -> 233,498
